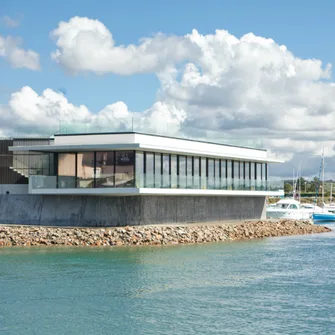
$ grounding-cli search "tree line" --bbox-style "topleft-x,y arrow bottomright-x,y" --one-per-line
284,177 -> 334,197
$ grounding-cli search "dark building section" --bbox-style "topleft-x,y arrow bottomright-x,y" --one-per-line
0,139 -> 27,184
0,138 -> 53,185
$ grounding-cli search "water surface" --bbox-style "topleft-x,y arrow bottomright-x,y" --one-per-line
0,225 -> 334,334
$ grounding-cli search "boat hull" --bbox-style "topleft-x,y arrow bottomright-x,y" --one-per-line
312,213 -> 335,222
266,209 -> 312,220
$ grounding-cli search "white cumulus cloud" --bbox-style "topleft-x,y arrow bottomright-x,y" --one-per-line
0,86 -> 183,139
50,16 -> 196,75
2,17 -> 335,178
0,34 -> 40,70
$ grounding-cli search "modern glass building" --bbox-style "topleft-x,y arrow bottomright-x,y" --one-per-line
9,132 -> 283,196
5,131 -> 283,226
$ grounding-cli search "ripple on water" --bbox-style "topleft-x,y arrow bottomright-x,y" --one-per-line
0,229 -> 334,334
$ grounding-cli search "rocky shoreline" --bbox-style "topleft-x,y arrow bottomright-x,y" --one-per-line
0,220 -> 331,247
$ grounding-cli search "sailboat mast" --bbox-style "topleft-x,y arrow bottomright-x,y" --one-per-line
331,183 -> 333,203
298,163 -> 301,203
322,149 -> 325,204
293,167 -> 295,199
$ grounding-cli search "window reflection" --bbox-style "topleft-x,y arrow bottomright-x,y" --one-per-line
115,151 -> 135,187
245,162 -> 250,189
155,153 -> 161,187
77,152 -> 94,188
250,162 -> 255,188
193,157 -> 200,189
215,159 -> 220,189
187,156 -> 193,188
256,163 -> 262,180
58,153 -> 76,188
178,155 -> 186,188
135,152 -> 144,187
201,157 -> 206,189
171,155 -> 177,188
227,160 -> 232,189
208,158 -> 214,188
96,152 -> 115,188
162,154 -> 170,187
145,152 -> 154,187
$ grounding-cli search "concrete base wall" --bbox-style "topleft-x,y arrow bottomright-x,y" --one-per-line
0,195 -> 266,227
0,184 -> 28,195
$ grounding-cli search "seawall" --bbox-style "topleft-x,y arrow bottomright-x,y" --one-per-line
0,194 -> 266,226
0,220 -> 330,247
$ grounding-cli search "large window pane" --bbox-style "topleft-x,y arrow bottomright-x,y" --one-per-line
77,152 -> 94,188
135,151 -> 144,187
215,159 -> 220,189
96,152 -> 115,188
256,163 -> 262,180
171,155 -> 177,188
256,162 -> 262,190
115,151 -> 135,187
162,154 -> 170,188
154,153 -> 162,187
239,161 -> 244,190
187,156 -> 193,188
233,160 -> 239,189
145,152 -> 154,187
58,153 -> 76,188
208,158 -> 214,189
201,157 -> 206,189
193,157 -> 200,189
245,162 -> 250,189
261,163 -> 266,180
250,162 -> 255,189
220,159 -> 226,189
265,163 -> 268,180
227,160 -> 232,189
178,155 -> 186,188
240,162 -> 244,179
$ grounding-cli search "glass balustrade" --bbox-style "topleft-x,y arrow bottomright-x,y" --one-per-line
30,174 -> 283,192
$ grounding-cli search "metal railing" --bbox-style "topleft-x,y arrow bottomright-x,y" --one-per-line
58,119 -> 264,150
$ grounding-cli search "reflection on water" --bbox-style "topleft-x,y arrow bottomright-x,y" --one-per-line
0,226 -> 334,335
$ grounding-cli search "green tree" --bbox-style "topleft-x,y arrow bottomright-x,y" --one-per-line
284,183 -> 293,194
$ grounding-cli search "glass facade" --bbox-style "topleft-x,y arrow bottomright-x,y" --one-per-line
31,149 -> 277,191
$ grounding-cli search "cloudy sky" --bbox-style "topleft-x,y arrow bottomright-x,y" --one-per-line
1,0 -> 335,179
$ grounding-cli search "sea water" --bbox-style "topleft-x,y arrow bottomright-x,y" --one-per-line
0,225 -> 334,335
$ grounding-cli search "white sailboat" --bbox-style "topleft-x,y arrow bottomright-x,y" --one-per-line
312,150 -> 335,222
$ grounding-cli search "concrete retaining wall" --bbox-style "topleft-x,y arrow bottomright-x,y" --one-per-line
0,184 -> 28,195
0,194 -> 266,227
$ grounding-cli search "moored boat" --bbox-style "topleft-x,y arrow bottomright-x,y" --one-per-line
266,198 -> 324,220
312,211 -> 335,222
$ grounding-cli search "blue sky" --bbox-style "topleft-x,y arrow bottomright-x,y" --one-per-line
2,0 -> 335,178
1,0 -> 334,112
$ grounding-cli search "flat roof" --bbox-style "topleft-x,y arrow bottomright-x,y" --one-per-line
54,131 -> 266,152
